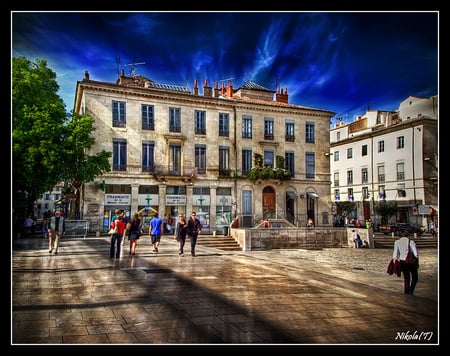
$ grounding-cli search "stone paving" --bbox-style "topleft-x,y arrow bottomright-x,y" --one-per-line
11,235 -> 439,347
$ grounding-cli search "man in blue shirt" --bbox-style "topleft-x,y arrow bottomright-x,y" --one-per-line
149,212 -> 163,253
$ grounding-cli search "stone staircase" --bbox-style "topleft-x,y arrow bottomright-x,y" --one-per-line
374,236 -> 438,249
196,234 -> 242,251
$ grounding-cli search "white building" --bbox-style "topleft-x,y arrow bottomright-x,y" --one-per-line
329,95 -> 438,229
74,70 -> 335,234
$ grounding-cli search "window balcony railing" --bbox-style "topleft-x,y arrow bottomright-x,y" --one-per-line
285,135 -> 295,142
142,123 -> 155,130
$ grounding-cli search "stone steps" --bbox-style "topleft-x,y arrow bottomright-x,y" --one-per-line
196,235 -> 242,251
374,236 -> 438,249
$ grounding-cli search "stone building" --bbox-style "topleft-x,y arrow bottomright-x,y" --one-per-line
74,70 -> 335,234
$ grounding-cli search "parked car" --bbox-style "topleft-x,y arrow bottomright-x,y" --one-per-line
378,223 -> 426,236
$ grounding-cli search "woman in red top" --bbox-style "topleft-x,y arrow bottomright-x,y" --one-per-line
110,214 -> 125,258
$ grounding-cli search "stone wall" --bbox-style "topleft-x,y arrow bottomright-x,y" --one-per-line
231,227 -> 349,251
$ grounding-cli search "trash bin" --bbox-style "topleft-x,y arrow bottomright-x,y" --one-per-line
223,226 -> 229,236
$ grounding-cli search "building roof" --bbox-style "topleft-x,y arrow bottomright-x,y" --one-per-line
239,80 -> 274,92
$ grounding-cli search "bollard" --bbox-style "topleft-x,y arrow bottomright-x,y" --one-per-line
213,231 -> 216,237
414,232 -> 417,238
392,232 -> 395,238
96,231 -> 100,237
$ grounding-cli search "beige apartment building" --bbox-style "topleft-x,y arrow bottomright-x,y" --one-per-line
74,70 -> 335,234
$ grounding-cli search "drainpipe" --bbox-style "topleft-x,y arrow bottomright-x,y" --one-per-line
233,105 -> 238,218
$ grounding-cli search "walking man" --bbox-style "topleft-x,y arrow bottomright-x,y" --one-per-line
47,210 -> 65,254
187,212 -> 202,256
149,212 -> 163,253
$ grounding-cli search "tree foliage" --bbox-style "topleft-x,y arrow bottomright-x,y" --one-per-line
12,56 -> 111,216
245,152 -> 291,181
13,56 -> 68,205
374,200 -> 399,224
335,201 -> 357,217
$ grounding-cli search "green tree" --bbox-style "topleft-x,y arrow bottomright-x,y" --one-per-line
335,201 -> 357,220
13,56 -> 68,208
60,113 -> 112,218
374,200 -> 399,224
12,56 -> 111,218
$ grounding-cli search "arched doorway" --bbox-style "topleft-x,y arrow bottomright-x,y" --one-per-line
262,186 -> 276,219
306,192 -> 318,226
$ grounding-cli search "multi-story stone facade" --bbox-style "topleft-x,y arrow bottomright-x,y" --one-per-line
74,70 -> 335,234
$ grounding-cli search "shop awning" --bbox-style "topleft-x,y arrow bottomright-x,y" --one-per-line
286,191 -> 298,199
307,192 -> 319,198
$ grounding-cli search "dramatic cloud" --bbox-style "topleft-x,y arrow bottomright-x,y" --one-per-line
12,11 -> 438,125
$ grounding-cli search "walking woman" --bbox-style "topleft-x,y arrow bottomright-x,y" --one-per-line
128,213 -> 141,255
174,214 -> 188,256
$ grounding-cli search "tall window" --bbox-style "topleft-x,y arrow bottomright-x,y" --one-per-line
112,101 -> 126,127
305,152 -> 315,178
378,140 -> 385,153
347,170 -> 353,185
195,145 -> 206,174
362,186 -> 369,199
263,149 -> 274,167
285,121 -> 295,142
348,188 -> 354,201
169,143 -> 181,175
397,136 -> 405,149
347,147 -> 353,159
361,167 -> 368,184
242,116 -> 252,138
396,162 -> 405,180
264,118 -> 274,140
219,113 -> 229,137
305,122 -> 315,143
379,185 -> 386,199
194,110 -> 206,134
362,144 -> 368,156
242,149 -> 252,174
397,183 -> 406,197
334,151 -> 340,161
219,146 -> 230,176
333,172 -> 339,187
378,165 -> 385,182
113,139 -> 127,171
142,141 -> 155,172
169,108 -> 181,132
285,151 -> 295,177
242,190 -> 252,214
142,105 -> 154,130
334,189 -> 340,201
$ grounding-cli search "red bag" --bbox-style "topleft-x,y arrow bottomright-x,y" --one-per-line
405,239 -> 419,268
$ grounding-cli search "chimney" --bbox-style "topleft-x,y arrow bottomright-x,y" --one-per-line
203,79 -> 212,97
276,86 -> 289,104
226,81 -> 233,98
214,81 -> 220,97
121,69 -> 125,78
84,70 -> 90,81
193,79 -> 198,96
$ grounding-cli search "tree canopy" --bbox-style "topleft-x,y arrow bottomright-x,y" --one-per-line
12,56 -> 111,216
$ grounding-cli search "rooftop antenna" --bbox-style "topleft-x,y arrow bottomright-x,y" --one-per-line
115,53 -> 121,79
218,77 -> 234,84
124,61 -> 146,76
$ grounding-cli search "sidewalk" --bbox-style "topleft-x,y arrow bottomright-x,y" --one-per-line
11,235 -> 439,346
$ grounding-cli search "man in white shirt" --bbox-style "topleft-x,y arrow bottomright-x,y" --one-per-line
392,231 -> 419,295
47,210 -> 65,254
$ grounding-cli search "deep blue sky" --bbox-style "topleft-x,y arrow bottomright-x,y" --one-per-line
12,11 -> 438,125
